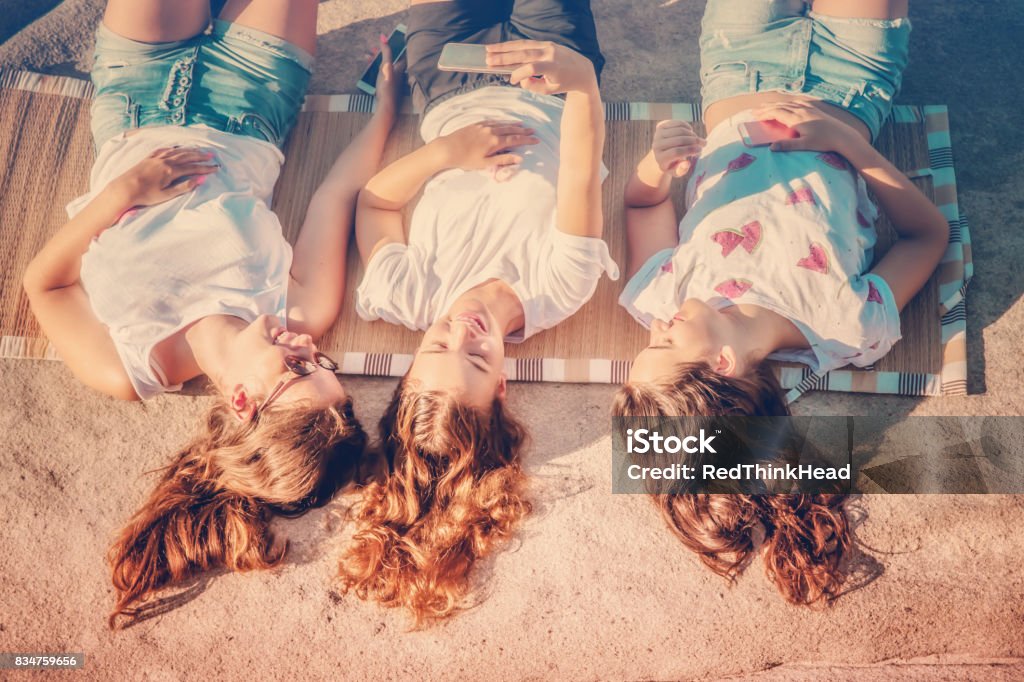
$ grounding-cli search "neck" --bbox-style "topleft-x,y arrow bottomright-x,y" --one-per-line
185,315 -> 248,390
465,280 -> 525,337
727,304 -> 808,363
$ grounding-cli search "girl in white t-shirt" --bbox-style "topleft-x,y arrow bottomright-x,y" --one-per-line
342,0 -> 616,623
613,0 -> 948,605
22,0 -> 401,627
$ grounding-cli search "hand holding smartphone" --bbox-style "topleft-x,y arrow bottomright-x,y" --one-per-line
438,43 -> 515,75
358,24 -> 408,95
739,119 -> 797,148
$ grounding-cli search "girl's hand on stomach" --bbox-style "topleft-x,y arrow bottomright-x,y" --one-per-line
437,120 -> 539,171
754,101 -> 864,156
112,147 -> 219,207
485,40 -> 598,95
652,120 -> 706,178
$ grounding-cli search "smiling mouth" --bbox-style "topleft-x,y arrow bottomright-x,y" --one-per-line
454,313 -> 488,334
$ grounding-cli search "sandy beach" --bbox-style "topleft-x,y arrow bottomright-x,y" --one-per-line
1,1 -> 1023,679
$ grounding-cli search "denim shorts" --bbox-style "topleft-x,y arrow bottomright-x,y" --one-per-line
90,20 -> 313,151
700,0 -> 911,140
406,0 -> 605,113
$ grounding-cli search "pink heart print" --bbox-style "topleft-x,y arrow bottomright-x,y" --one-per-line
693,170 -> 707,193
726,152 -> 756,173
786,187 -> 817,206
660,260 -> 674,274
817,152 -> 850,171
796,242 -> 829,274
866,280 -> 884,304
856,210 -> 873,228
711,221 -> 762,257
714,279 -> 753,299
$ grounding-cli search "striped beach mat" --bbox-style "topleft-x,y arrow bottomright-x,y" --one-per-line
0,71 -> 971,397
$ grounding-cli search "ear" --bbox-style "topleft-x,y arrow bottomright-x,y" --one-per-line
714,346 -> 740,377
495,373 -> 508,401
230,383 -> 257,422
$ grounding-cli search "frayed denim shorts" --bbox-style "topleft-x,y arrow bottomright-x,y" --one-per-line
700,0 -> 911,140
90,20 -> 312,151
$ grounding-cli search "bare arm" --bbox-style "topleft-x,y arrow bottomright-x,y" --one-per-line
622,121 -> 704,278
842,142 -> 949,310
763,102 -> 948,311
287,41 -> 404,336
22,149 -> 216,399
624,154 -> 679,280
356,121 -> 538,266
555,84 -> 604,238
288,108 -> 399,335
355,140 -> 447,267
485,40 -> 611,239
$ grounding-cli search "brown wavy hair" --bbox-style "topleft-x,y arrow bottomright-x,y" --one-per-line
339,377 -> 530,624
107,398 -> 367,629
612,362 -> 850,605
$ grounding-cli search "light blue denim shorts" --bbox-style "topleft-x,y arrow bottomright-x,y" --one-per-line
700,0 -> 911,140
90,20 -> 313,151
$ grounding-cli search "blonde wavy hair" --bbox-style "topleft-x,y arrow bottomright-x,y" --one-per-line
612,362 -> 850,605
107,398 -> 367,628
339,377 -> 530,624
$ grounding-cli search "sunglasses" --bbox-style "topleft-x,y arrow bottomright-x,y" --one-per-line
254,351 -> 340,419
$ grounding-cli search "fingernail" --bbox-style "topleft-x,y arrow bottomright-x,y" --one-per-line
195,175 -> 207,186
379,33 -> 387,44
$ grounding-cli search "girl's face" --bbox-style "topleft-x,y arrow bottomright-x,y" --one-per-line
407,299 -> 508,409
221,315 -> 348,418
629,299 -> 742,383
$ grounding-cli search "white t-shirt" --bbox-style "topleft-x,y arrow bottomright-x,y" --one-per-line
619,110 -> 901,374
71,125 -> 292,399
356,86 -> 619,341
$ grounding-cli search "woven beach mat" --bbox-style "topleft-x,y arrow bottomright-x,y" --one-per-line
0,71 -> 971,397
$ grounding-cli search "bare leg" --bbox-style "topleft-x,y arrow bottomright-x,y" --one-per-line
102,0 -> 210,43
217,0 -> 319,56
811,0 -> 909,20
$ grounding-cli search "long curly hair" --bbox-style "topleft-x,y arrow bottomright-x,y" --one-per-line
612,362 -> 850,605
107,398 -> 367,628
339,377 -> 530,624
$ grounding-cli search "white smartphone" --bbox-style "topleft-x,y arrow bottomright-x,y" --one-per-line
438,43 -> 515,75
357,23 -> 408,95
738,119 -> 795,147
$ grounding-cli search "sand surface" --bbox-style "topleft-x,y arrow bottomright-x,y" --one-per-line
1,1 -> 1023,680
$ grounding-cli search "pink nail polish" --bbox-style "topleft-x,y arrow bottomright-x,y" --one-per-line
195,175 -> 207,186
379,33 -> 387,44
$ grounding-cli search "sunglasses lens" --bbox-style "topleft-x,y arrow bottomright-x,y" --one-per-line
316,352 -> 339,371
285,355 -> 315,376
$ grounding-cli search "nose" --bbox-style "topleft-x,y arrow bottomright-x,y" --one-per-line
450,322 -> 470,350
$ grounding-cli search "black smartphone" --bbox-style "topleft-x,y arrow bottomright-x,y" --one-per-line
357,24 -> 408,95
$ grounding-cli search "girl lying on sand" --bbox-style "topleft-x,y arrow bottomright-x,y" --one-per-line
612,0 -> 947,602
341,0 -> 617,623
22,0 -> 401,627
